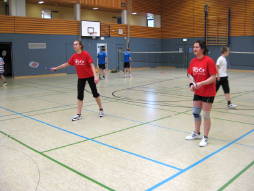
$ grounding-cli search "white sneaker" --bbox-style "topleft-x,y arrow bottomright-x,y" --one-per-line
2,82 -> 7,87
228,104 -> 237,109
199,137 -> 208,147
185,132 -> 202,140
99,110 -> 104,118
72,114 -> 81,121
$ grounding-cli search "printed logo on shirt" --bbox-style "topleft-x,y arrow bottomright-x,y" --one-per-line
193,67 -> 206,75
74,59 -> 85,65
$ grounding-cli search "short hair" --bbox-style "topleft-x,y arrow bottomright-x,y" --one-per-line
221,46 -> 229,54
194,40 -> 208,55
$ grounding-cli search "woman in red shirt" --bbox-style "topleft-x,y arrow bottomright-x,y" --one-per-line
185,40 -> 217,147
51,40 -> 104,121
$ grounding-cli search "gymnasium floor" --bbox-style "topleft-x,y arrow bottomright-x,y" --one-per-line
0,68 -> 253,191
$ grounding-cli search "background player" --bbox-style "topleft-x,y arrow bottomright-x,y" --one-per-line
123,48 -> 132,78
97,46 -> 107,80
0,57 -> 7,87
216,46 -> 237,109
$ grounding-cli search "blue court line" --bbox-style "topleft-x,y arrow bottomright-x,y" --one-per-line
0,105 -> 182,171
146,128 -> 254,191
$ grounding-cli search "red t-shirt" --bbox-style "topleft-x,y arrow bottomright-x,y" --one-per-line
187,56 -> 217,97
68,51 -> 94,79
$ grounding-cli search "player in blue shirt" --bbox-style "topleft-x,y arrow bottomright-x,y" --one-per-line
97,47 -> 107,79
123,48 -> 132,78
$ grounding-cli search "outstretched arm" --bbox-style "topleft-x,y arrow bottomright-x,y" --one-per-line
51,62 -> 70,71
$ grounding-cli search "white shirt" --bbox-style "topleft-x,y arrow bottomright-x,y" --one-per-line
0,57 -> 4,73
216,55 -> 228,77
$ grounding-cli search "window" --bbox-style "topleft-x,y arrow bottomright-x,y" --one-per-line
41,10 -> 52,19
147,13 -> 155,27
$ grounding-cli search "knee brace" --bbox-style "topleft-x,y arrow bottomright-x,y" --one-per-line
203,111 -> 211,120
192,107 -> 201,120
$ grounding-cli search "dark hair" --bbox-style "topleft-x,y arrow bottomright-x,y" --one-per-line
74,40 -> 84,50
194,40 -> 208,55
221,46 -> 229,54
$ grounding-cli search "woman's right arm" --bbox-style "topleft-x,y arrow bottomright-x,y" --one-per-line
51,62 -> 70,71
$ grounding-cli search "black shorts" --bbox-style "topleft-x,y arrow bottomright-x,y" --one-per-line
98,64 -> 106,70
216,77 -> 230,94
193,94 -> 215,103
124,62 -> 130,68
77,77 -> 100,100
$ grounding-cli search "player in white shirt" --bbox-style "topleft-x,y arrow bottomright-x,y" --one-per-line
216,47 -> 237,109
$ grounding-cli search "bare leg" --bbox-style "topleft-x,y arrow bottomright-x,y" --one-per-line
76,99 -> 83,115
202,102 -> 213,137
193,101 -> 202,134
124,68 -> 127,77
0,75 -> 6,82
102,69 -> 106,78
95,96 -> 103,110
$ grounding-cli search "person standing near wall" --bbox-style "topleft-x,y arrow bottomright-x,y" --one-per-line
0,57 -> 7,87
50,40 -> 104,121
216,47 -> 237,109
123,48 -> 132,78
97,47 -> 107,80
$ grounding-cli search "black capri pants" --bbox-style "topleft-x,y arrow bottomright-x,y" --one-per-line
77,77 -> 100,100
216,77 -> 230,94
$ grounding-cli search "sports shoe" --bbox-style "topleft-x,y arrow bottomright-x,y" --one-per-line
199,137 -> 208,147
99,110 -> 104,118
228,104 -> 237,109
185,132 -> 202,140
2,82 -> 7,87
72,114 -> 81,121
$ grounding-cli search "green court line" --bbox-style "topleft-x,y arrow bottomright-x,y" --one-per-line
217,160 -> 254,191
181,113 -> 254,126
0,130 -> 115,191
42,109 -> 191,153
42,140 -> 87,153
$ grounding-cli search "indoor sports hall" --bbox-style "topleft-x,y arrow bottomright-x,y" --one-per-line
0,0 -> 253,191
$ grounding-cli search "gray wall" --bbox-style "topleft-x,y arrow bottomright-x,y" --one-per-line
0,33 -> 253,77
162,37 -> 254,70
0,34 -> 162,76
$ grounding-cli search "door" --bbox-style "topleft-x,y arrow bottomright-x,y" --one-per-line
0,42 -> 12,77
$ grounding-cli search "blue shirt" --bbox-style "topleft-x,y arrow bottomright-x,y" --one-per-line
124,51 -> 131,63
97,51 -> 107,65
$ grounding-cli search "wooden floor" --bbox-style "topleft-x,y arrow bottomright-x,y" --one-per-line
0,68 -> 253,191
